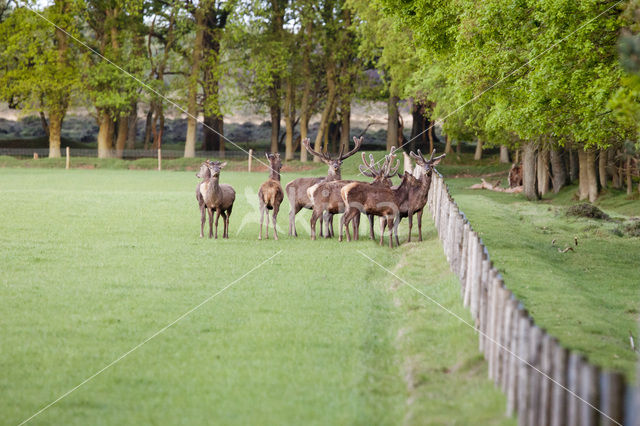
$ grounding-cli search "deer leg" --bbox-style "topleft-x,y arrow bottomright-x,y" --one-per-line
353,213 -> 360,241
208,208 -> 214,238
200,205 -> 206,238
390,216 -> 399,248
225,208 -> 232,239
272,205 -> 279,240
417,209 -> 423,242
259,203 -> 265,240
214,209 -> 223,239
379,217 -> 386,246
407,211 -> 413,243
310,208 -> 320,240
343,209 -> 353,242
328,214 -> 335,238
289,205 -> 301,237
368,214 -> 375,240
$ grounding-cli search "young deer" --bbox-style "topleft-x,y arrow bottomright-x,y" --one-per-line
258,153 -> 284,240
307,148 -> 399,240
200,160 -> 236,239
196,161 -> 211,236
285,136 -> 363,236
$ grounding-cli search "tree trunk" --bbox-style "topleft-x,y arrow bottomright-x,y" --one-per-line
522,141 -> 538,200
585,150 -> 598,202
126,103 -> 137,150
550,148 -> 567,193
577,150 -> 589,200
456,138 -> 462,154
500,145 -> 510,163
184,8 -> 204,158
568,148 -> 579,183
299,20 -> 312,163
386,94 -> 399,150
444,134 -> 453,154
97,110 -> 114,158
409,99 -> 427,153
340,97 -> 350,153
144,109 -> 153,150
39,111 -> 50,138
284,76 -> 295,159
202,115 -> 223,153
115,116 -> 128,158
608,149 -> 621,189
313,61 -> 337,162
474,139 -> 483,160
537,148 -> 550,196
598,149 -> 608,190
627,157 -> 633,195
48,110 -> 63,158
270,102 -> 281,154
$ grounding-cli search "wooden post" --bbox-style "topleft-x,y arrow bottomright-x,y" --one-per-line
470,238 -> 482,321
527,325 -> 543,426
459,223 -> 470,292
567,352 -> 581,426
464,232 -> 476,308
517,313 -> 531,426
579,362 -> 599,426
248,149 -> 253,172
550,340 -> 568,426
598,371 -> 625,426
539,334 -> 553,426
65,146 -> 70,170
478,258 -> 490,352
157,147 -> 162,171
489,277 -> 503,383
507,304 -> 523,417
501,295 -> 516,393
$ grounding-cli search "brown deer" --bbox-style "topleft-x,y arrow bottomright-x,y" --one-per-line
285,136 -> 363,237
307,148 -> 399,240
398,149 -> 446,244
200,160 -> 235,239
340,172 -> 414,248
196,161 -> 211,237
258,153 -> 284,240
509,163 -> 523,187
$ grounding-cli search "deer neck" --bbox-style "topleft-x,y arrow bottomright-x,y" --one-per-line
269,168 -> 281,181
327,168 -> 341,181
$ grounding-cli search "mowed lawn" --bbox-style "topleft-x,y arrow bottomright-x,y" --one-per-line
0,167 -> 512,426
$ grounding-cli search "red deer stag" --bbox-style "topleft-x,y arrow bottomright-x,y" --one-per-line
200,161 -> 235,239
258,153 -> 284,240
285,136 -> 363,236
307,148 -> 399,240
398,149 -> 446,244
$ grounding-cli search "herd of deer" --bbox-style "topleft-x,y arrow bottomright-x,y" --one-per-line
195,137 -> 445,248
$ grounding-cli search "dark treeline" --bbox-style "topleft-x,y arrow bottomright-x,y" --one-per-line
0,0 -> 639,200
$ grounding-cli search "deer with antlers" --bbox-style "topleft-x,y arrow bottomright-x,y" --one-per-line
398,149 -> 446,244
285,136 -> 363,237
307,148 -> 400,240
258,153 -> 284,240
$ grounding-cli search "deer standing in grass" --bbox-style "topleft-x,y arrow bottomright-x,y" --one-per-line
199,160 -> 235,239
397,149 -> 446,244
285,136 -> 363,237
258,153 -> 284,240
307,148 -> 399,240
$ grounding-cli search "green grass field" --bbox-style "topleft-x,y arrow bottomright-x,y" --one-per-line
0,167 -> 512,425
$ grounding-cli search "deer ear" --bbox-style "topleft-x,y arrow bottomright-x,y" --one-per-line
220,161 -> 228,168
265,153 -> 270,160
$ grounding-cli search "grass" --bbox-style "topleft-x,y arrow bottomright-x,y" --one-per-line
0,167 -> 511,425
440,170 -> 640,382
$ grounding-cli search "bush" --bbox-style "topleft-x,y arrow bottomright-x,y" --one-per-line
566,203 -> 610,220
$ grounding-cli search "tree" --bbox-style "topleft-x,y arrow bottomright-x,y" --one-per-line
0,1 -> 81,157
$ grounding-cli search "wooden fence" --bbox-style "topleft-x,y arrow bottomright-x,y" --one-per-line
426,172 -> 637,426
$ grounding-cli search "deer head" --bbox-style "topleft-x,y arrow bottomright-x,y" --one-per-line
206,160 -> 227,178
303,136 -> 364,179
265,152 -> 282,180
410,149 -> 446,176
196,161 -> 210,179
359,147 -> 400,184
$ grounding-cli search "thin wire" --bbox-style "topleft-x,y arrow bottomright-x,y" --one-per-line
363,0 -> 624,176
25,6 -> 274,172
357,250 -> 622,426
17,250 -> 284,426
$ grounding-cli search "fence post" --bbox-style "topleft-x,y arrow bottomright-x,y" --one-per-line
478,258 -> 490,352
507,303 -> 523,417
539,334 -> 553,425
599,371 -> 625,426
567,352 -> 582,426
65,146 -> 70,169
550,339 -> 568,426
527,325 -> 543,426
248,149 -> 253,172
579,362 -> 600,426
517,314 -> 531,426
459,222 -> 470,292
157,147 -> 162,171
464,232 -> 476,308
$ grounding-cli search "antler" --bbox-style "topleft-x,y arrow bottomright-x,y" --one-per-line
302,138 -> 330,162
382,147 -> 400,177
338,136 -> 363,161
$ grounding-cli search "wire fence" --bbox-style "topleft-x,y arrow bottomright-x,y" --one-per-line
426,171 -> 638,426
0,148 -> 250,160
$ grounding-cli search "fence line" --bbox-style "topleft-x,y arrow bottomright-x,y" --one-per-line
0,148 -> 251,160
426,172 -> 636,425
